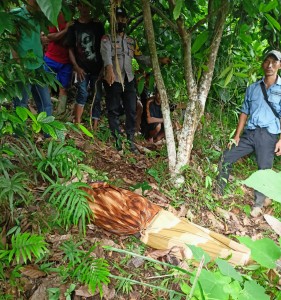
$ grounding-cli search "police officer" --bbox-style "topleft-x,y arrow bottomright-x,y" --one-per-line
100,7 -> 150,153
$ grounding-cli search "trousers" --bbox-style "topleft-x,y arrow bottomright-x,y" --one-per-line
104,78 -> 136,137
218,128 -> 278,207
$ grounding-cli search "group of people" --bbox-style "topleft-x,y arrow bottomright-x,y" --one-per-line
11,0 -> 165,153
9,0 -> 281,215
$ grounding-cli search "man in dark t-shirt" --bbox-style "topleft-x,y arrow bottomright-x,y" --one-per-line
66,1 -> 105,128
142,88 -> 165,143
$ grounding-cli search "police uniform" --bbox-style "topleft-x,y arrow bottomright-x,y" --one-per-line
101,33 -> 149,143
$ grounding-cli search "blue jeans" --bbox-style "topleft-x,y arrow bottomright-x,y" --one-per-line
76,74 -> 102,120
13,83 -> 53,116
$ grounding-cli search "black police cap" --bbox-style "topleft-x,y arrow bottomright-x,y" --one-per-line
116,7 -> 127,17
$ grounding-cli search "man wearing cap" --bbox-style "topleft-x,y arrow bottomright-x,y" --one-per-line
101,7 -> 169,153
217,50 -> 281,217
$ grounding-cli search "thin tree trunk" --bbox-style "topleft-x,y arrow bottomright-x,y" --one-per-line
141,0 -> 177,174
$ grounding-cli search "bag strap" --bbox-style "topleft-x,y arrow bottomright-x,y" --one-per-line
260,82 -> 280,119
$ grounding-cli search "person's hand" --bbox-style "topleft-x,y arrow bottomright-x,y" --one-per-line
275,139 -> 281,156
75,65 -> 86,82
228,136 -> 240,149
40,32 -> 49,47
65,21 -> 73,30
105,65 -> 115,86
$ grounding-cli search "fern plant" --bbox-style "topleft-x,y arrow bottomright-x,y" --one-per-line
0,172 -> 32,216
43,182 -> 93,233
35,141 -> 85,182
0,144 -> 15,177
60,242 -> 110,296
0,232 -> 48,264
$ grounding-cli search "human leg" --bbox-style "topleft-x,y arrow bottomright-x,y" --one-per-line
56,63 -> 73,115
217,130 -> 255,195
104,81 -> 122,137
89,75 -> 102,129
31,84 -> 53,116
122,79 -> 138,152
74,75 -> 89,123
13,83 -> 31,109
253,128 -> 278,207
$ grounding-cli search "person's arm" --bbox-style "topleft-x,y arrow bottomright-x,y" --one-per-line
100,35 -> 115,85
146,99 -> 164,124
69,48 -> 85,81
228,112 -> 248,148
47,21 -> 72,41
275,117 -> 281,156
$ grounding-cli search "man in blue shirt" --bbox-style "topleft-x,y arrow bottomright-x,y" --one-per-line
217,50 -> 281,217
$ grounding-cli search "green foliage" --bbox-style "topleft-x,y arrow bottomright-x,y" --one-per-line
243,169 -> 281,203
237,237 -> 281,269
0,233 -> 48,264
130,181 -> 152,195
36,0 -> 62,26
60,242 -> 110,296
43,182 -> 93,233
35,141 -> 85,182
0,172 -> 31,215
0,107 -> 67,140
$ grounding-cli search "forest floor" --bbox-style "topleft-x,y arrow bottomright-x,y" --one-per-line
1,104 -> 281,299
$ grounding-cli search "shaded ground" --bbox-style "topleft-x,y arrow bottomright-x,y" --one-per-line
1,111 -> 280,299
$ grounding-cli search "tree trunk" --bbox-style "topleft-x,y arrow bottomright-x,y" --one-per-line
142,0 -> 229,182
141,0 -> 177,175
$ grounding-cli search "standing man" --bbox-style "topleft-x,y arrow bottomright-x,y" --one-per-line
11,0 -> 52,117
42,12 -> 73,117
217,50 -> 281,217
101,7 -> 152,153
66,1 -> 104,128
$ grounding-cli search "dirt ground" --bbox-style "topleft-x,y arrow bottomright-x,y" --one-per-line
1,108 -> 280,299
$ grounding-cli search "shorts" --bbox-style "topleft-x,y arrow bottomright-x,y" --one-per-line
44,56 -> 73,88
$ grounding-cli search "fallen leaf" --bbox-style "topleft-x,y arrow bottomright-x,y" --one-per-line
75,285 -> 93,297
127,257 -> 145,268
215,207 -> 231,220
206,212 -> 224,230
243,216 -> 251,226
264,214 -> 281,236
102,284 -> 115,300
21,265 -> 45,279
46,234 -> 71,243
129,291 -> 141,300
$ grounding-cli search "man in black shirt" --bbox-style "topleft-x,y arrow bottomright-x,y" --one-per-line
66,1 -> 105,128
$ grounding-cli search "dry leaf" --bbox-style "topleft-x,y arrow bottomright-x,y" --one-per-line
264,214 -> 281,236
102,284 -> 115,300
215,207 -> 231,220
46,234 -> 71,243
206,212 -> 224,230
21,265 -> 45,279
75,285 -> 93,297
129,291 -> 141,300
243,216 -> 251,226
127,257 -> 145,268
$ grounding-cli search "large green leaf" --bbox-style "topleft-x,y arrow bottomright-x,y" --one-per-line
237,237 -> 281,269
215,258 -> 242,282
242,170 -> 281,203
259,0 -> 278,13
238,281 -> 270,300
265,13 -> 281,31
0,12 -> 13,35
173,0 -> 184,20
192,31 -> 209,54
36,0 -> 62,26
191,269 -> 232,299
